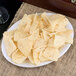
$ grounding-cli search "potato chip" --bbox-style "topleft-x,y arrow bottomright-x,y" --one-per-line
22,15 -> 33,33
48,34 -> 66,48
33,46 -> 46,64
48,38 -> 54,47
48,14 -> 69,27
57,29 -> 73,37
46,24 -> 66,33
3,36 -> 16,56
43,47 -> 59,61
34,38 -> 47,49
18,14 -> 32,28
33,49 -> 40,65
42,29 -> 49,41
3,30 -> 15,38
39,50 -> 49,62
54,35 -> 66,48
18,15 -> 32,33
46,14 -> 69,32
34,46 -> 46,53
41,12 -> 50,26
28,29 -> 40,41
28,14 -> 35,20
12,49 -> 26,64
65,37 -> 73,44
17,38 -> 33,57
28,50 -> 34,64
18,14 -> 28,27
38,19 -> 44,29
57,29 -> 73,44
30,13 -> 38,34
55,24 -> 66,32
14,30 -> 29,41
24,24 -> 31,33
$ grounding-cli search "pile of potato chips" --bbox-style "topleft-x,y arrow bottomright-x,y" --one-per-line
3,13 -> 73,65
